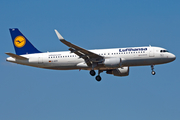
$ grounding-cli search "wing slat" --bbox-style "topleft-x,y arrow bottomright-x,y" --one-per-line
60,39 -> 102,59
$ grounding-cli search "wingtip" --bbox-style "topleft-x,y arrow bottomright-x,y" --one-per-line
54,29 -> 64,40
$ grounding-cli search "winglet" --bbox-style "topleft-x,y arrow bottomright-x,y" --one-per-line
54,29 -> 64,40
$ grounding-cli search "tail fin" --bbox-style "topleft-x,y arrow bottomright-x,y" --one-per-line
9,28 -> 41,55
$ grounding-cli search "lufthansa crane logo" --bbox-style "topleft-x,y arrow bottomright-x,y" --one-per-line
14,36 -> 26,48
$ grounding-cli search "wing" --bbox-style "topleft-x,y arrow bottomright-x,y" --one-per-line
54,30 -> 104,66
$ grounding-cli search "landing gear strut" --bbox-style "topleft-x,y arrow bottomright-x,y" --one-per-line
151,65 -> 156,75
95,70 -> 103,82
90,63 -> 97,76
90,63 -> 103,81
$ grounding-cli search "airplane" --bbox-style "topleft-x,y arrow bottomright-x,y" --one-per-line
6,28 -> 176,81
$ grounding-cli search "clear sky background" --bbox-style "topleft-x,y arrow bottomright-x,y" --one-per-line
0,0 -> 180,120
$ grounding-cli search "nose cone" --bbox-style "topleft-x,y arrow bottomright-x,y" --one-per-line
169,53 -> 176,62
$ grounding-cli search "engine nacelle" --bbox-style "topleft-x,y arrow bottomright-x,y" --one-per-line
103,58 -> 121,68
106,67 -> 129,76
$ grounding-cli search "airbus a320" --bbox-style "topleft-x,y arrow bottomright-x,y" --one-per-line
6,28 -> 176,81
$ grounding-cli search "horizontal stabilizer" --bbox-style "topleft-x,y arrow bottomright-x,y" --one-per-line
5,52 -> 28,60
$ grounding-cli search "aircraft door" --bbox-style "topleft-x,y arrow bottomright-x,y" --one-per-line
149,47 -> 154,57
38,55 -> 43,64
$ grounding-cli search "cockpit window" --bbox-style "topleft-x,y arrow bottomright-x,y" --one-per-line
160,50 -> 169,52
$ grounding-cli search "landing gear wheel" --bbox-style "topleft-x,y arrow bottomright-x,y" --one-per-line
95,75 -> 101,82
90,70 -> 96,76
151,71 -> 156,75
151,65 -> 156,75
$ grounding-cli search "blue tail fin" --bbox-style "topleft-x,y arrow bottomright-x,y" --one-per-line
9,28 -> 41,55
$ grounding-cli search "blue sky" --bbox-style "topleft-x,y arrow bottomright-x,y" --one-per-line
0,0 -> 180,120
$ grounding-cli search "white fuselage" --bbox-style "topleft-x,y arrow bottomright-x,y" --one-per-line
6,46 -> 176,70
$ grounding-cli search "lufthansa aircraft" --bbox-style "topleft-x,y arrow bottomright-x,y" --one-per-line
6,28 -> 176,81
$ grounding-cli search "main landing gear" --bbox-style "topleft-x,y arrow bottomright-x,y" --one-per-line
151,65 -> 156,75
95,75 -> 101,82
90,70 -> 96,76
90,70 -> 103,82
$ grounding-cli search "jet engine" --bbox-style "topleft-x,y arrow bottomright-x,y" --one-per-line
103,58 -> 121,68
106,67 -> 129,76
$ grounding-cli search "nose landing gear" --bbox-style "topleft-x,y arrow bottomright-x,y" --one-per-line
151,65 -> 156,75
151,71 -> 156,75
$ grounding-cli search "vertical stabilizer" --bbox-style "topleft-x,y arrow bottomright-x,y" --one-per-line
9,28 -> 41,55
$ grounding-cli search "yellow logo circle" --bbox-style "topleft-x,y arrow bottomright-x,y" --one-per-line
14,36 -> 26,48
